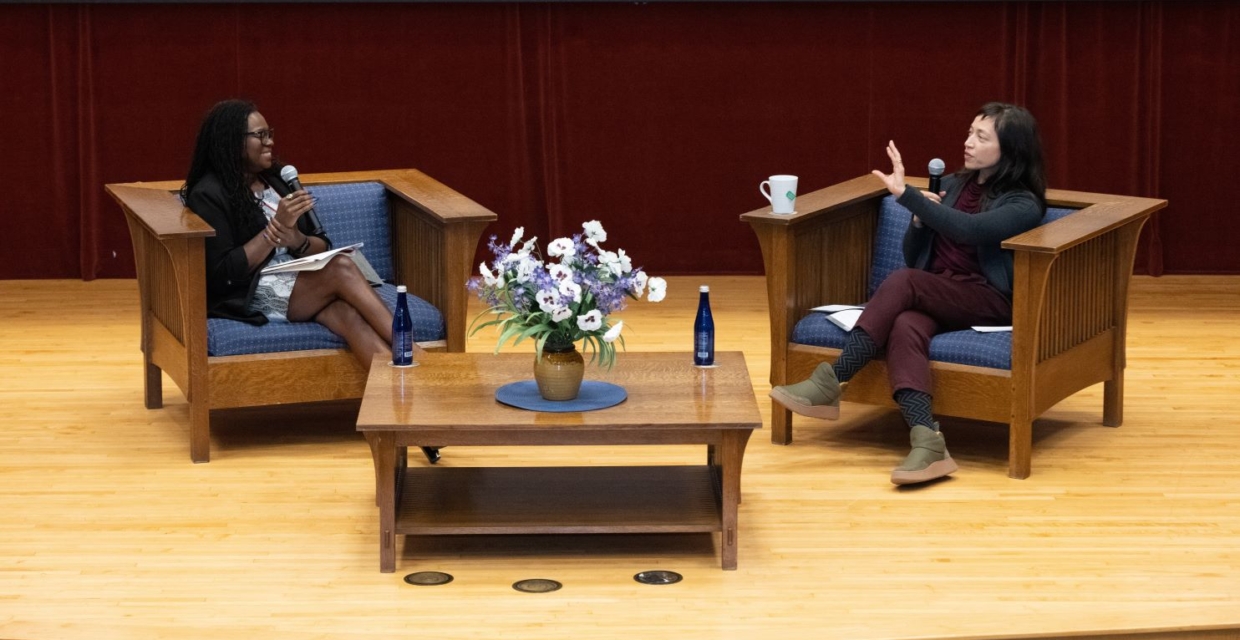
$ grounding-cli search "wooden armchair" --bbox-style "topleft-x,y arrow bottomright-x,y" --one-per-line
741,175 -> 1166,478
107,169 -> 496,462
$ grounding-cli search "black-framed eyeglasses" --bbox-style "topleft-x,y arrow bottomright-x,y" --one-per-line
246,128 -> 275,142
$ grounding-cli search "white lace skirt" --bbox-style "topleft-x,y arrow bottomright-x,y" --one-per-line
249,254 -> 299,322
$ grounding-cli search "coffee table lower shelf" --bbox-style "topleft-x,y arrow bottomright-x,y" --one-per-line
396,465 -> 722,535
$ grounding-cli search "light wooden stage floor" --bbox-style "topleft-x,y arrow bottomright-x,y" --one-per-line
1,276 -> 1238,640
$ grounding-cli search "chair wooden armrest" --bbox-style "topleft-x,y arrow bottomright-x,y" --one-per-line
106,169 -> 497,462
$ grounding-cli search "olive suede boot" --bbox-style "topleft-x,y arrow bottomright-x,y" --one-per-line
768,362 -> 843,420
890,424 -> 958,485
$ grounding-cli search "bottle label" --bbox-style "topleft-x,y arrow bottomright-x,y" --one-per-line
392,331 -> 413,366
694,331 -> 714,365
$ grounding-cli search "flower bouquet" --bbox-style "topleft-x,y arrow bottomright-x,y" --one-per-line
468,221 -> 666,397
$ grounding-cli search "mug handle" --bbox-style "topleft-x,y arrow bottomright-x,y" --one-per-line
760,180 -> 773,204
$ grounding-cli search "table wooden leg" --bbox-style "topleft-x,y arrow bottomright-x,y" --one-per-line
373,433 -> 398,573
718,429 -> 752,570
365,433 -> 380,507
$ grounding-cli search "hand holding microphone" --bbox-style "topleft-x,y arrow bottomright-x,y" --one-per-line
278,165 -> 324,235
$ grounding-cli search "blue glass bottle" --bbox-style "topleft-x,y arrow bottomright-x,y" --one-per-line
391,285 -> 414,367
694,285 -> 715,366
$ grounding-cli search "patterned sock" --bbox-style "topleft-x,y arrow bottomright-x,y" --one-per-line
894,388 -> 935,429
833,328 -> 879,383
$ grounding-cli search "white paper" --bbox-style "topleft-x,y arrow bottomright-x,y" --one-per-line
825,308 -> 863,332
261,242 -> 363,275
971,325 -> 1013,333
811,304 -> 865,313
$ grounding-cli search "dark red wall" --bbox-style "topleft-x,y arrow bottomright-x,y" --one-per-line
2,2 -> 1236,279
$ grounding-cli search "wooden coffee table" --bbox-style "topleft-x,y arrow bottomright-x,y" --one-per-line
356,351 -> 762,572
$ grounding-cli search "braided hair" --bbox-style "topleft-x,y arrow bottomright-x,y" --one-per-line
181,99 -> 268,240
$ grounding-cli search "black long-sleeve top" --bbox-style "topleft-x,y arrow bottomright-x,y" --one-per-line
898,174 -> 1043,298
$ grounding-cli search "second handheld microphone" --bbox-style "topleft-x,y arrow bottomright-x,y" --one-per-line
927,158 -> 946,195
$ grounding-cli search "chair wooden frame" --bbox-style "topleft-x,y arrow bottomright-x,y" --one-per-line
741,174 -> 1167,478
107,169 -> 497,462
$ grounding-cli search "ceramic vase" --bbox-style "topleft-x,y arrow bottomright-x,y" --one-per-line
533,342 -> 585,401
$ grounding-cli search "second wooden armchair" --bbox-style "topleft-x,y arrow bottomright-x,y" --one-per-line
742,174 -> 1166,478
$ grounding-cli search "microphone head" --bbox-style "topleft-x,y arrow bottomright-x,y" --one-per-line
928,158 -> 946,177
279,165 -> 299,183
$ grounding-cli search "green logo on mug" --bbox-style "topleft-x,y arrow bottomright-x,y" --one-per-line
785,191 -> 796,201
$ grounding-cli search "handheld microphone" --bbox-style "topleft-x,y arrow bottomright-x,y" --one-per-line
927,158 -> 946,195
279,165 -> 324,235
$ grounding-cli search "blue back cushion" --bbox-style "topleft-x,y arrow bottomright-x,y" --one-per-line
868,196 -> 1076,297
796,196 -> 1077,370
205,181 -> 448,357
310,182 -> 394,282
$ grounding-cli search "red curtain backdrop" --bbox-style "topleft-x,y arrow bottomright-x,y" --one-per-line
2,2 -> 1236,280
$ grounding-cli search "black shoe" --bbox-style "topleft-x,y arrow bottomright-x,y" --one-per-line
420,446 -> 441,464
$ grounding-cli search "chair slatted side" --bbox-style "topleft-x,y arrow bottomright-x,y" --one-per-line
124,213 -> 187,346
1039,232 -> 1117,363
390,196 -> 446,314
792,200 -> 877,317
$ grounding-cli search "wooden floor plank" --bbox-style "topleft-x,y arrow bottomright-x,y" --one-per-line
0,276 -> 1238,639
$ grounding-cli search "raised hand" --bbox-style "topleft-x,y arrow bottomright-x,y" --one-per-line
870,140 -> 907,197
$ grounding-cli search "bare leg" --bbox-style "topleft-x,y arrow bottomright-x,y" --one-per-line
287,256 -> 394,342
309,299 -> 388,369
287,257 -> 438,463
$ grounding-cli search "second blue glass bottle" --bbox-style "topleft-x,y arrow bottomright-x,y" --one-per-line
694,285 -> 715,366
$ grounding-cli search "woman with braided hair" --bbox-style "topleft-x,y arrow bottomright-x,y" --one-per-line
181,99 -> 440,463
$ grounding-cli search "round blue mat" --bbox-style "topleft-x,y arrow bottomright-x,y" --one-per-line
495,380 -> 627,412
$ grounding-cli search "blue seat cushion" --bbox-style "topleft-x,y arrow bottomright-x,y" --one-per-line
207,284 -> 444,357
791,314 -> 1013,370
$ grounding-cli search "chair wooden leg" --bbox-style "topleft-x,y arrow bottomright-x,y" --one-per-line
771,402 -> 792,445
1103,376 -> 1124,427
143,363 -> 163,409
1008,417 -> 1032,480
189,400 -> 210,463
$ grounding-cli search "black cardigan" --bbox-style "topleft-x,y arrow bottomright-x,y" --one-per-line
897,175 -> 1044,298
185,169 -> 332,325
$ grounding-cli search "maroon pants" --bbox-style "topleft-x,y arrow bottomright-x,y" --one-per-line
853,268 -> 1012,395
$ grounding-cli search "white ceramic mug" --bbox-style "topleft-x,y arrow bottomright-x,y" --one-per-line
760,175 -> 798,214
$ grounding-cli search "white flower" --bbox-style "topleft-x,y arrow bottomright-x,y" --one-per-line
647,277 -> 667,303
577,310 -> 603,332
520,237 -> 538,255
515,257 -> 538,284
551,306 -> 573,322
582,220 -> 607,244
559,280 -> 582,303
597,249 -> 620,275
480,262 -> 497,286
547,237 -> 576,258
615,249 -> 632,274
536,289 -> 559,314
631,272 -> 648,296
548,263 -> 573,282
509,227 -> 524,247
603,320 -> 623,343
